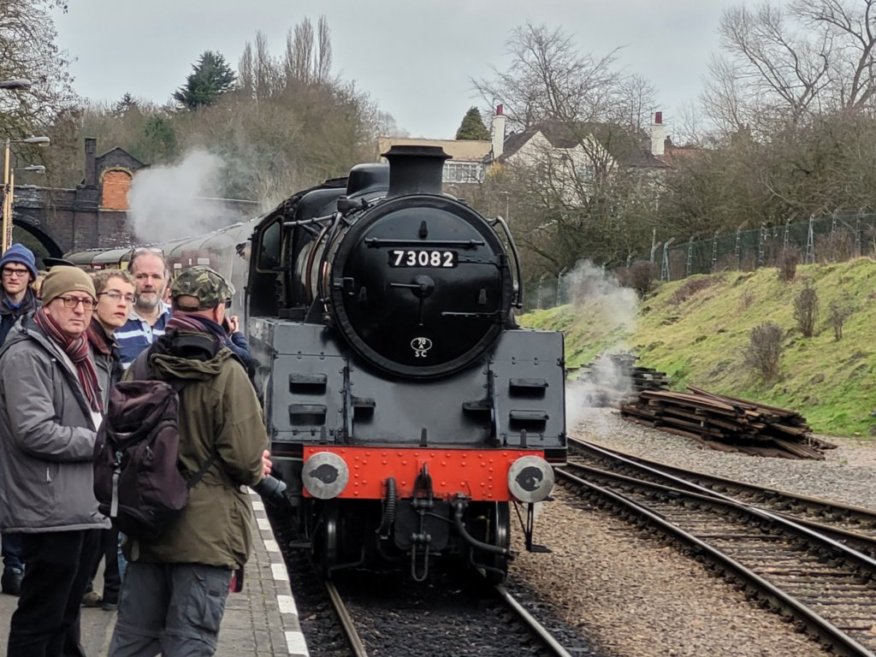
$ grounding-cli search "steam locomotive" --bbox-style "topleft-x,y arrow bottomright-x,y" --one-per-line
67,146 -> 567,582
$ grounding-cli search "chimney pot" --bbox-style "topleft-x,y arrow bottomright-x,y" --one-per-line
497,104 -> 504,116
654,111 -> 663,125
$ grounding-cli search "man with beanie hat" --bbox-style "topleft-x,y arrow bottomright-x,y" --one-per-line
0,243 -> 40,596
0,265 -> 108,656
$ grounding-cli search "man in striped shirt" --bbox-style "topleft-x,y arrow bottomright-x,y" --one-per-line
116,249 -> 172,368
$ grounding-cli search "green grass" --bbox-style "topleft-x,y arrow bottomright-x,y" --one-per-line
519,259 -> 876,438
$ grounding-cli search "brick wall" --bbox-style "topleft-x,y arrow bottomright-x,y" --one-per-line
101,169 -> 132,210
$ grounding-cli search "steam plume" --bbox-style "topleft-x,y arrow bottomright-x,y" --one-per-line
128,149 -> 245,243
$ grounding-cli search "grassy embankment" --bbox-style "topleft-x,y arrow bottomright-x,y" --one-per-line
520,258 -> 876,438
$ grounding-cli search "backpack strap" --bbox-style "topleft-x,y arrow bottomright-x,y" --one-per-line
130,348 -> 216,488
186,450 -> 218,489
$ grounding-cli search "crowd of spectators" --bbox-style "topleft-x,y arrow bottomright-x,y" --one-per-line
0,244 -> 272,657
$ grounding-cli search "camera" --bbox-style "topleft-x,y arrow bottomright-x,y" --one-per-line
251,475 -> 288,505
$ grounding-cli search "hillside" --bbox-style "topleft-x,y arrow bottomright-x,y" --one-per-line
520,259 -> 876,438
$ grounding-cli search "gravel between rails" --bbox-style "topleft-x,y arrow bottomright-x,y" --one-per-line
509,408 -> 876,657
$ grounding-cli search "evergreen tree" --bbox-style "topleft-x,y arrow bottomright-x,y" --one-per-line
455,107 -> 490,140
172,51 -> 237,110
113,92 -> 138,117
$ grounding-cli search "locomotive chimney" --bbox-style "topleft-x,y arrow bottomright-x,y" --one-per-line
381,145 -> 450,197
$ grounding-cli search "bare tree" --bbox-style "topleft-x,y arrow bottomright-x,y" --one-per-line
284,17 -> 332,86
0,0 -> 77,135
473,23 -> 623,131
472,24 -> 659,273
705,1 -> 876,134
792,0 -> 876,111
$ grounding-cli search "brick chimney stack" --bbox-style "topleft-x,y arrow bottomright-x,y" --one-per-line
84,137 -> 97,187
650,111 -> 666,157
491,105 -> 506,160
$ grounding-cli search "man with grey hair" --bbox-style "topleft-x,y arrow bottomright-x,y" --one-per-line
115,248 -> 172,368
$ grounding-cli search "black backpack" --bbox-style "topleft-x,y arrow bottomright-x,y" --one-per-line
93,339 -> 217,542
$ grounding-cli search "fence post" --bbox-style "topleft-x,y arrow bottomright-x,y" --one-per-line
686,236 -> 694,277
711,231 -> 719,272
856,211 -> 863,257
537,274 -> 547,309
805,215 -> 815,264
661,238 -> 674,281
555,268 -> 567,306
650,240 -> 660,264
783,218 -> 790,250
756,223 -> 766,268
735,225 -> 743,269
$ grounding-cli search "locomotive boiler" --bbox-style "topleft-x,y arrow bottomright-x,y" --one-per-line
246,146 -> 566,581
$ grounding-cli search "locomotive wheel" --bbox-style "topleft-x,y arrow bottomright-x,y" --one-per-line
471,502 -> 510,584
315,503 -> 340,579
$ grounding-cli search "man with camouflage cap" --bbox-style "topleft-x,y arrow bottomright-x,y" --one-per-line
109,266 -> 271,657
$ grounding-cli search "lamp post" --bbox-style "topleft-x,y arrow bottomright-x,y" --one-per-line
2,136 -> 50,252
0,79 -> 32,91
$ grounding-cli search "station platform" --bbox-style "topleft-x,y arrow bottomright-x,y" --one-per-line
0,494 -> 308,657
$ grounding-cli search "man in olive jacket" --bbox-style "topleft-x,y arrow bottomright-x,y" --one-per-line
109,266 -> 271,657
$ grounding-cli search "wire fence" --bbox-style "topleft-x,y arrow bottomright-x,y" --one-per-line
528,211 -> 876,310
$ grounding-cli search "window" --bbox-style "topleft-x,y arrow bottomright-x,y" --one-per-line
443,161 -> 484,184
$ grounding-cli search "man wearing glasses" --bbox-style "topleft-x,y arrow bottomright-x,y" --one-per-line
0,266 -> 108,656
116,249 -> 171,368
0,243 -> 40,597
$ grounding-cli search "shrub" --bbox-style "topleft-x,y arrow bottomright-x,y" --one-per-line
618,260 -> 658,298
828,300 -> 853,341
744,322 -> 784,381
794,285 -> 819,337
776,247 -> 799,282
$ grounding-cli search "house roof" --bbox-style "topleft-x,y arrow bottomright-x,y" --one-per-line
494,120 -> 667,169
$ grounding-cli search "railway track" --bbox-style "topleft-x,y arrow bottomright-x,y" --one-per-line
267,504 -> 595,657
558,441 -> 876,657
322,572 -> 581,657
568,438 -> 876,555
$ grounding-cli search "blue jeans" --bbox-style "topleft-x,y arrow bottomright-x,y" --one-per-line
109,562 -> 232,657
2,531 -> 24,572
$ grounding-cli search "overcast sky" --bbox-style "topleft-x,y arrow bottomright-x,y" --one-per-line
53,0 -> 745,140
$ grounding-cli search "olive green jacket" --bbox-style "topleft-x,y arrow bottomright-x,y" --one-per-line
124,343 -> 267,569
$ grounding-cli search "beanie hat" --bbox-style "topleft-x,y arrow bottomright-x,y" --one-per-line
0,244 -> 38,281
40,266 -> 96,306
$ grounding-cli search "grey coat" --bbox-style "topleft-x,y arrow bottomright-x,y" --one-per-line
0,317 -> 109,533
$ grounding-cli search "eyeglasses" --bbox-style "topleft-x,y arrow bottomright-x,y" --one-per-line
224,299 -> 232,308
2,268 -> 29,278
56,296 -> 95,310
98,291 -> 136,303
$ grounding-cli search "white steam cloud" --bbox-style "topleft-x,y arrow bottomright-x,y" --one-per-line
128,149 -> 245,243
560,261 -> 641,438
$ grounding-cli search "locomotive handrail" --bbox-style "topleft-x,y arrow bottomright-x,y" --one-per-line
492,215 -> 523,308
282,215 -> 334,228
363,237 -> 486,248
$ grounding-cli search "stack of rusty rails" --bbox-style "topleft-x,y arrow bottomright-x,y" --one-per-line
619,385 -> 836,459
608,353 -> 670,393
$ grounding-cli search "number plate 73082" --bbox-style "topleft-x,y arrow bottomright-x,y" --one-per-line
388,249 -> 458,268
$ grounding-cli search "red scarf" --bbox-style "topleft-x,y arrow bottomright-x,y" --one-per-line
34,308 -> 102,413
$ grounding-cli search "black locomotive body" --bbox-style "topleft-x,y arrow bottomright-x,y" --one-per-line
247,146 -> 566,581
66,146 -> 567,582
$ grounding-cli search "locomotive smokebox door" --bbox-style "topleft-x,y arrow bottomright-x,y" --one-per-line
328,195 -> 514,380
